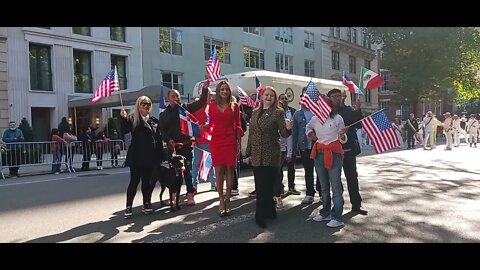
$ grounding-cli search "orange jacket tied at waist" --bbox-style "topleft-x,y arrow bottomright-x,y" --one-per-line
310,140 -> 344,169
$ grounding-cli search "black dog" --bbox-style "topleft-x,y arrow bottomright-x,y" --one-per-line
151,154 -> 186,211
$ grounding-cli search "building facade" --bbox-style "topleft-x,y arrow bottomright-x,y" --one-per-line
5,27 -> 143,141
0,27 -> 8,131
3,27 -> 379,141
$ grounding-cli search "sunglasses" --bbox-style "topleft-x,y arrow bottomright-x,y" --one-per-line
140,102 -> 152,107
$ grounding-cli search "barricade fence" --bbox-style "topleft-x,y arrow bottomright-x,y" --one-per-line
0,140 -> 126,179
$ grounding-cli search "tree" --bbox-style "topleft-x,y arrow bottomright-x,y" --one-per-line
365,27 -> 480,109
18,117 -> 34,142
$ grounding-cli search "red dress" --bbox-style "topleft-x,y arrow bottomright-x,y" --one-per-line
209,102 -> 243,167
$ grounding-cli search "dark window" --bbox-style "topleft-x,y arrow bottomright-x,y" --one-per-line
73,50 -> 92,93
110,27 -> 125,42
111,55 -> 127,90
72,27 -> 91,36
29,43 -> 52,91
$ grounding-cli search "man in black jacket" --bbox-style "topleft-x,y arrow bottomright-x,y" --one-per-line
334,90 -> 368,215
405,112 -> 419,149
159,84 -> 209,206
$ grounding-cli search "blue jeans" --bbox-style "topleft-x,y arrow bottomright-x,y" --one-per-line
192,143 -> 216,187
314,152 -> 344,222
51,148 -> 62,173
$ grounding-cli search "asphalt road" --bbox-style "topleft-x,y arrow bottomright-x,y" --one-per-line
1,142 -> 479,243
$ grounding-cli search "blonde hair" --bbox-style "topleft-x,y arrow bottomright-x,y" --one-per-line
215,81 -> 236,111
258,86 -> 280,111
130,95 -> 152,129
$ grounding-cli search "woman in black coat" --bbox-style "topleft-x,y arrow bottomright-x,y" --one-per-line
120,95 -> 164,219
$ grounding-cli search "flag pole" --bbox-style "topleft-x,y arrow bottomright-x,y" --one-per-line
346,108 -> 385,128
115,65 -> 124,109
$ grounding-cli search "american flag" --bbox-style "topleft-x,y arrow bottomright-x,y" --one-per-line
237,86 -> 255,107
206,47 -> 220,82
198,149 -> 212,181
92,67 -> 119,104
361,110 -> 400,153
299,81 -> 332,124
254,77 -> 263,108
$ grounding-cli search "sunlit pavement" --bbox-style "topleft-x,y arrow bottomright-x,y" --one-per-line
1,141 -> 480,242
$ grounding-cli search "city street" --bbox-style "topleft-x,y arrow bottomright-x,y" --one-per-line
1,142 -> 480,243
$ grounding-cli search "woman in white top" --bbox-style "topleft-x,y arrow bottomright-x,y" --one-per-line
306,88 -> 347,228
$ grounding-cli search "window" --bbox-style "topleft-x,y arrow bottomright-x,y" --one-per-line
73,49 -> 92,93
159,28 -> 183,56
380,101 -> 389,113
352,28 -> 357,44
243,27 -> 264,36
304,31 -> 314,49
276,53 -> 293,74
330,27 -> 334,36
72,27 -> 91,36
110,27 -> 125,42
363,32 -> 371,49
304,60 -> 315,77
364,59 -> 371,69
111,55 -> 127,90
29,43 -> 52,91
161,72 -> 184,95
243,47 -> 264,69
204,38 -> 230,64
380,70 -> 390,92
347,27 -> 352,42
365,88 -> 371,103
335,27 -> 340,38
275,27 -> 293,44
331,50 -> 340,70
349,55 -> 356,74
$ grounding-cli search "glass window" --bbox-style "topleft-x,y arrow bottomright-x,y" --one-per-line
380,70 -> 390,92
73,49 -> 92,93
335,27 -> 340,38
349,55 -> 356,74
304,31 -> 314,49
276,53 -> 293,74
243,27 -> 264,36
29,43 -> 52,91
243,47 -> 264,69
275,27 -> 293,44
159,28 -> 183,56
331,51 -> 340,70
364,59 -> 371,69
304,60 -> 315,77
161,72 -> 184,95
204,38 -> 230,64
110,27 -> 125,42
111,55 -> 127,90
365,88 -> 371,103
72,27 -> 91,36
352,28 -> 357,44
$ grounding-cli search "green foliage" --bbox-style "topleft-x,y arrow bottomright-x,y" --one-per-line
365,27 -> 480,105
18,117 -> 34,142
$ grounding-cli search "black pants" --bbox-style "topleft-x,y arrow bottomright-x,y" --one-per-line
342,150 -> 362,208
407,131 -> 415,148
126,166 -> 154,207
171,145 -> 194,193
300,149 -> 321,197
253,166 -> 277,222
275,151 -> 296,196
232,157 -> 240,190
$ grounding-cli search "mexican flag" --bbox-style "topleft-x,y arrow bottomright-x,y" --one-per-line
359,66 -> 384,90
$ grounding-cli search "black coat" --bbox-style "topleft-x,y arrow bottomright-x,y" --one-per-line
158,87 -> 208,144
121,115 -> 164,167
337,105 -> 363,156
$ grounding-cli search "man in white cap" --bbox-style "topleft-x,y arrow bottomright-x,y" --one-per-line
466,114 -> 479,147
422,111 -> 436,150
443,112 -> 453,150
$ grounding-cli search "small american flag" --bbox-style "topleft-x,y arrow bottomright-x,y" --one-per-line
92,67 -> 119,104
299,81 -> 332,124
361,110 -> 400,153
237,86 -> 255,107
206,47 -> 220,82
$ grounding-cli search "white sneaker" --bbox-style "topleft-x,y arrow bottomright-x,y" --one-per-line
326,219 -> 344,228
312,214 -> 331,222
301,195 -> 314,205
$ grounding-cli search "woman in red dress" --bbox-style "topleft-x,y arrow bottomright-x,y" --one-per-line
205,81 -> 243,216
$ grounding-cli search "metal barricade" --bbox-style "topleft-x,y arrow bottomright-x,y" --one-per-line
66,140 -> 126,172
